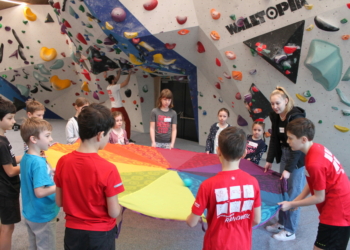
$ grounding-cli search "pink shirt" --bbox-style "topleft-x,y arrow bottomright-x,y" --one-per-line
109,129 -> 129,145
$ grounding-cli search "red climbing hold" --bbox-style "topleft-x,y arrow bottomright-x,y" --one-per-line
81,69 -> 91,81
216,58 -> 221,67
76,33 -> 87,45
197,42 -> 205,53
165,43 -> 176,50
215,82 -> 221,89
251,86 -> 259,92
63,20 -> 71,28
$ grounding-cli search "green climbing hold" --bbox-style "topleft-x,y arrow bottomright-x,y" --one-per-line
198,106 -> 202,110
233,65 -> 237,68
303,90 -> 311,97
204,132 -> 207,135
78,45 -> 83,51
86,23 -> 93,28
67,31 -> 72,37
250,49 -> 257,57
252,99 -> 255,102
318,120 -> 322,124
96,39 -> 102,44
282,61 -> 292,70
263,49 -> 271,54
23,20 -> 28,25
34,65 -> 39,70
332,106 -> 338,110
0,24 -> 2,28
26,46 -> 29,49
37,40 -> 41,43
199,92 -> 203,97
136,104 -> 139,108
79,5 -> 85,12
340,18 -> 348,24
9,67 -> 12,70
140,122 -> 143,125
22,30 -> 25,33
230,15 -> 236,21
30,55 -> 33,58
142,85 -> 148,93
31,62 -> 34,64
53,9 -> 59,15
1,75 -> 7,78
115,48 -> 121,54
24,76 -> 28,79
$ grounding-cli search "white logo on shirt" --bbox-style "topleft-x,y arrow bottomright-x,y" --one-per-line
324,148 -> 344,174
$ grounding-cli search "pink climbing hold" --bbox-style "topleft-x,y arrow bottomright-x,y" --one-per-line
216,58 -> 221,67
197,42 -> 205,53
176,16 -> 187,25
76,33 -> 87,45
235,92 -> 241,100
81,69 -> 91,81
132,38 -> 140,44
215,82 -> 221,89
223,72 -> 231,79
111,7 -> 126,22
143,0 -> 158,11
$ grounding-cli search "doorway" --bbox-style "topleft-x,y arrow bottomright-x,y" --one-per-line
161,79 -> 198,142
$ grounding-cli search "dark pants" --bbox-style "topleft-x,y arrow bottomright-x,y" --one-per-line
111,107 -> 131,139
64,226 -> 116,250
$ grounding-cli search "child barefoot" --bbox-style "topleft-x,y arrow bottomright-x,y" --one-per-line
109,111 -> 129,145
205,108 -> 230,154
245,121 -> 267,165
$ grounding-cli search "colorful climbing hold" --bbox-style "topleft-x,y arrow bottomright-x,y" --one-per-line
176,16 -> 187,25
210,9 -> 220,20
165,43 -> 176,50
237,115 -> 248,126
81,69 -> 91,81
50,75 -> 71,90
340,18 -> 348,24
81,81 -> 90,92
124,32 -> 138,39
304,4 -> 313,10
341,35 -> 350,40
235,92 -> 241,100
143,0 -> 158,11
197,42 -> 205,53
153,54 -> 176,65
229,15 -> 236,21
76,33 -> 87,44
78,5 -> 85,12
216,58 -> 221,67
223,72 -> 231,79
178,29 -> 190,35
105,22 -> 114,30
40,47 -> 57,61
334,125 -> 350,132
306,24 -> 314,31
249,69 -> 257,75
308,97 -> 316,103
202,110 -> 207,116
232,71 -> 242,81
23,7 -> 37,21
225,51 -> 236,60
296,93 -> 307,102
215,82 -> 221,89
318,120 -> 322,124
303,90 -> 311,97
111,7 -> 126,22
314,16 -> 339,32
342,67 -> 350,81
210,31 -> 220,40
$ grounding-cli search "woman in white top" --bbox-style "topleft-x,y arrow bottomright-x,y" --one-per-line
65,97 -> 89,144
105,69 -> 132,139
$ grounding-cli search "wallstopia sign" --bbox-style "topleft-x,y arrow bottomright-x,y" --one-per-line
225,0 -> 307,35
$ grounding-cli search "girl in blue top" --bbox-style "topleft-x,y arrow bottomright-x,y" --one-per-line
245,121 -> 267,165
205,108 -> 230,154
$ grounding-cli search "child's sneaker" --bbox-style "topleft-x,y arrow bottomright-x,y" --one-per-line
272,230 -> 296,241
265,222 -> 284,233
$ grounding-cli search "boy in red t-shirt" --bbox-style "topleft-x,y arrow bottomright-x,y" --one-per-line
186,126 -> 261,250
280,118 -> 350,250
54,103 -> 125,250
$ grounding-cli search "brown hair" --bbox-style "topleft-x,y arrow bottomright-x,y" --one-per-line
270,86 -> 294,114
219,126 -> 246,161
112,111 -> 123,120
252,121 -> 266,141
218,108 -> 229,117
74,97 -> 90,108
286,118 -> 315,140
156,89 -> 174,109
26,99 -> 45,114
20,117 -> 52,144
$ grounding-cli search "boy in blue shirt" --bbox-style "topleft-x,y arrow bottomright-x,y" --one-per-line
20,117 -> 59,250
0,97 -> 21,250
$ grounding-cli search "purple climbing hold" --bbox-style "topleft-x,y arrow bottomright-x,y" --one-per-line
237,115 -> 248,126
104,37 -> 115,45
24,61 -> 29,65
111,8 -> 126,22
5,26 -> 11,31
308,97 -> 316,103
44,100 -> 50,104
9,50 -> 18,59
236,17 -> 245,27
93,91 -> 99,100
274,54 -> 287,63
8,40 -> 12,44
244,93 -> 252,103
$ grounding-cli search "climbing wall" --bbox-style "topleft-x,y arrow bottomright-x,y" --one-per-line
1,0 -> 350,171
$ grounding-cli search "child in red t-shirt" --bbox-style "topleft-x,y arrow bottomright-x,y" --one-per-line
55,104 -> 125,250
279,118 -> 350,250
186,126 -> 261,250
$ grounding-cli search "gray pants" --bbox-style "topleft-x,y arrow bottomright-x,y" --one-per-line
25,217 -> 56,250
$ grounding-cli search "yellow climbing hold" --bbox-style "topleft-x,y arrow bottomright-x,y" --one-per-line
129,54 -> 144,65
139,41 -> 155,52
23,7 -> 37,21
296,93 -> 307,102
306,24 -> 314,31
153,54 -> 176,65
124,32 -> 138,39
40,47 -> 57,61
81,81 -> 90,92
140,66 -> 156,73
334,125 -> 350,132
50,75 -> 71,90
304,4 -> 313,10
105,22 -> 114,30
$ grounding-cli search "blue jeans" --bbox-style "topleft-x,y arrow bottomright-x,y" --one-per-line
278,147 -> 306,234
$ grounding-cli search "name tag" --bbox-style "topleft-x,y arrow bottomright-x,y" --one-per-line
279,127 -> 284,133
248,141 -> 258,148
164,118 -> 171,122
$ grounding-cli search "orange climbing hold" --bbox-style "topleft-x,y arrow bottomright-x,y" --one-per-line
210,9 -> 221,20
50,75 -> 71,90
178,29 -> 190,35
232,71 -> 242,81
210,31 -> 220,40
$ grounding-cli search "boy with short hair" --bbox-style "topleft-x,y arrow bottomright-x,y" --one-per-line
20,117 -> 59,250
280,118 -> 350,250
24,99 -> 46,152
54,103 -> 125,250
0,97 -> 21,250
186,126 -> 261,250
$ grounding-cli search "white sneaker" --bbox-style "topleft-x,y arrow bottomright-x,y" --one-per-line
272,230 -> 296,241
265,223 -> 284,233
